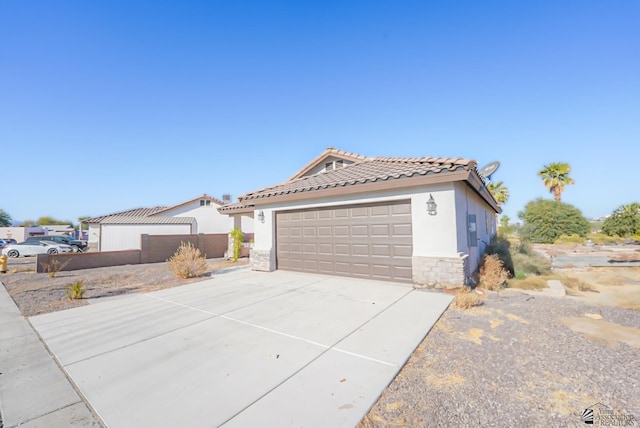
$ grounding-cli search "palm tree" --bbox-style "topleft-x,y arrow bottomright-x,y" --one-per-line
538,162 -> 575,201
487,181 -> 509,206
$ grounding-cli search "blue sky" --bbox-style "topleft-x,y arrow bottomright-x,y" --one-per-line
1,1 -> 638,224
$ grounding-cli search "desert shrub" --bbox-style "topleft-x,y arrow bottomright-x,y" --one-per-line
168,242 -> 207,279
40,259 -> 71,278
554,234 -> 585,244
512,252 -> 551,276
508,276 -> 548,290
479,254 -> 510,291
483,236 -> 514,276
587,233 -> 623,245
555,275 -> 597,292
514,271 -> 526,280
516,240 -> 533,256
230,228 -> 244,262
518,198 -> 590,243
453,286 -> 482,309
66,280 -> 86,300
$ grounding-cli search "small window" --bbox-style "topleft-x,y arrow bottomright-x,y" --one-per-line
335,160 -> 344,168
325,162 -> 334,171
200,200 -> 211,206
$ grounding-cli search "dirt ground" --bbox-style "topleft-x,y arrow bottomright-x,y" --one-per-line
1,257 -> 249,317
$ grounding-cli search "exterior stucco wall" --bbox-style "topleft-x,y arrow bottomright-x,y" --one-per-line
100,223 -> 193,251
155,201 -> 231,234
250,185 -> 462,277
453,182 -> 498,277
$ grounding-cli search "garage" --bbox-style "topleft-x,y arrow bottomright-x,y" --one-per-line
276,200 -> 413,282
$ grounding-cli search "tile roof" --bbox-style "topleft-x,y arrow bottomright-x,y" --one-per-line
83,207 -> 168,224
240,156 -> 477,201
287,147 -> 371,181
151,194 -> 224,215
100,216 -> 196,225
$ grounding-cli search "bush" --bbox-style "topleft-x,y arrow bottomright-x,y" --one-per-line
483,236 -> 514,276
168,242 -> 208,279
230,228 -> 244,262
512,252 -> 551,276
602,203 -> 640,237
40,259 -> 71,278
587,233 -> 623,245
453,286 -> 482,309
518,198 -> 590,243
66,280 -> 86,300
478,254 -> 510,291
554,234 -> 585,244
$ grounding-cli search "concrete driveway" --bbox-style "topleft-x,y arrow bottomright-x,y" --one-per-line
30,268 -> 452,427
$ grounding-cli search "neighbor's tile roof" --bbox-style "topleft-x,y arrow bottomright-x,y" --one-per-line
83,207 -> 168,224
240,156 -> 477,201
100,216 -> 196,225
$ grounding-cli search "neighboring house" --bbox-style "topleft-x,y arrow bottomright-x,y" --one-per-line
220,147 -> 500,288
84,194 -> 254,252
0,226 -> 46,242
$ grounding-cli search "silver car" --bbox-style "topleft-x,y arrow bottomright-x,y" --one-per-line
1,241 -> 74,258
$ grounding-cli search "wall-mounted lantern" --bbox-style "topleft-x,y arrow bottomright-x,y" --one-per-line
426,194 -> 437,216
257,210 -> 265,223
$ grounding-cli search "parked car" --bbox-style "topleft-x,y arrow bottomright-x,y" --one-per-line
0,238 -> 18,248
25,235 -> 88,252
1,241 -> 74,258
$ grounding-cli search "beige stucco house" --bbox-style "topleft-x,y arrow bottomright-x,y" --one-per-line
84,194 -> 253,252
220,148 -> 500,288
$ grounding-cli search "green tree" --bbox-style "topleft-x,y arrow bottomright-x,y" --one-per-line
36,216 -> 75,227
0,209 -> 12,227
487,181 -> 509,206
602,203 -> 640,237
518,198 -> 590,243
538,162 -> 575,201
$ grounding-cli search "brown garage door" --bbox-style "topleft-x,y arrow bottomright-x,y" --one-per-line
276,200 -> 413,282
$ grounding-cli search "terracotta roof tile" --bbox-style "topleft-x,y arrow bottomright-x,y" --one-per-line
83,207 -> 168,224
100,216 -> 196,225
240,156 -> 477,201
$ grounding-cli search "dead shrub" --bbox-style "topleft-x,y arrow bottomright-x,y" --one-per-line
453,286 -> 482,309
168,242 -> 208,279
479,254 -> 510,291
40,259 -> 71,278
555,275 -> 597,293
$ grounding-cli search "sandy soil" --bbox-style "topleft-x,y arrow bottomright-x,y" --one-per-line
0,257 -> 249,317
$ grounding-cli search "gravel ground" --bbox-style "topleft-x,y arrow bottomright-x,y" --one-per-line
0,257 -> 248,317
359,291 -> 640,427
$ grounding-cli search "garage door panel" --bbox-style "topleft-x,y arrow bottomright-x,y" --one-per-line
392,224 -> 412,236
371,224 -> 390,236
276,200 -> 412,283
352,244 -> 369,256
394,245 -> 413,257
352,225 -> 368,236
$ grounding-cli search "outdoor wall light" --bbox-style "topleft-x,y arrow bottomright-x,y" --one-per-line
426,194 -> 437,216
257,210 -> 265,223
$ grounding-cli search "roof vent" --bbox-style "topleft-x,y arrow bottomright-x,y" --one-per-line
222,194 -> 232,203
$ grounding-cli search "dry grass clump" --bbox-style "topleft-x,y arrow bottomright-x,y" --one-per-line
554,275 -> 597,293
168,242 -> 208,279
479,254 -> 510,291
40,259 -> 71,278
508,276 -> 548,290
453,286 -> 482,309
